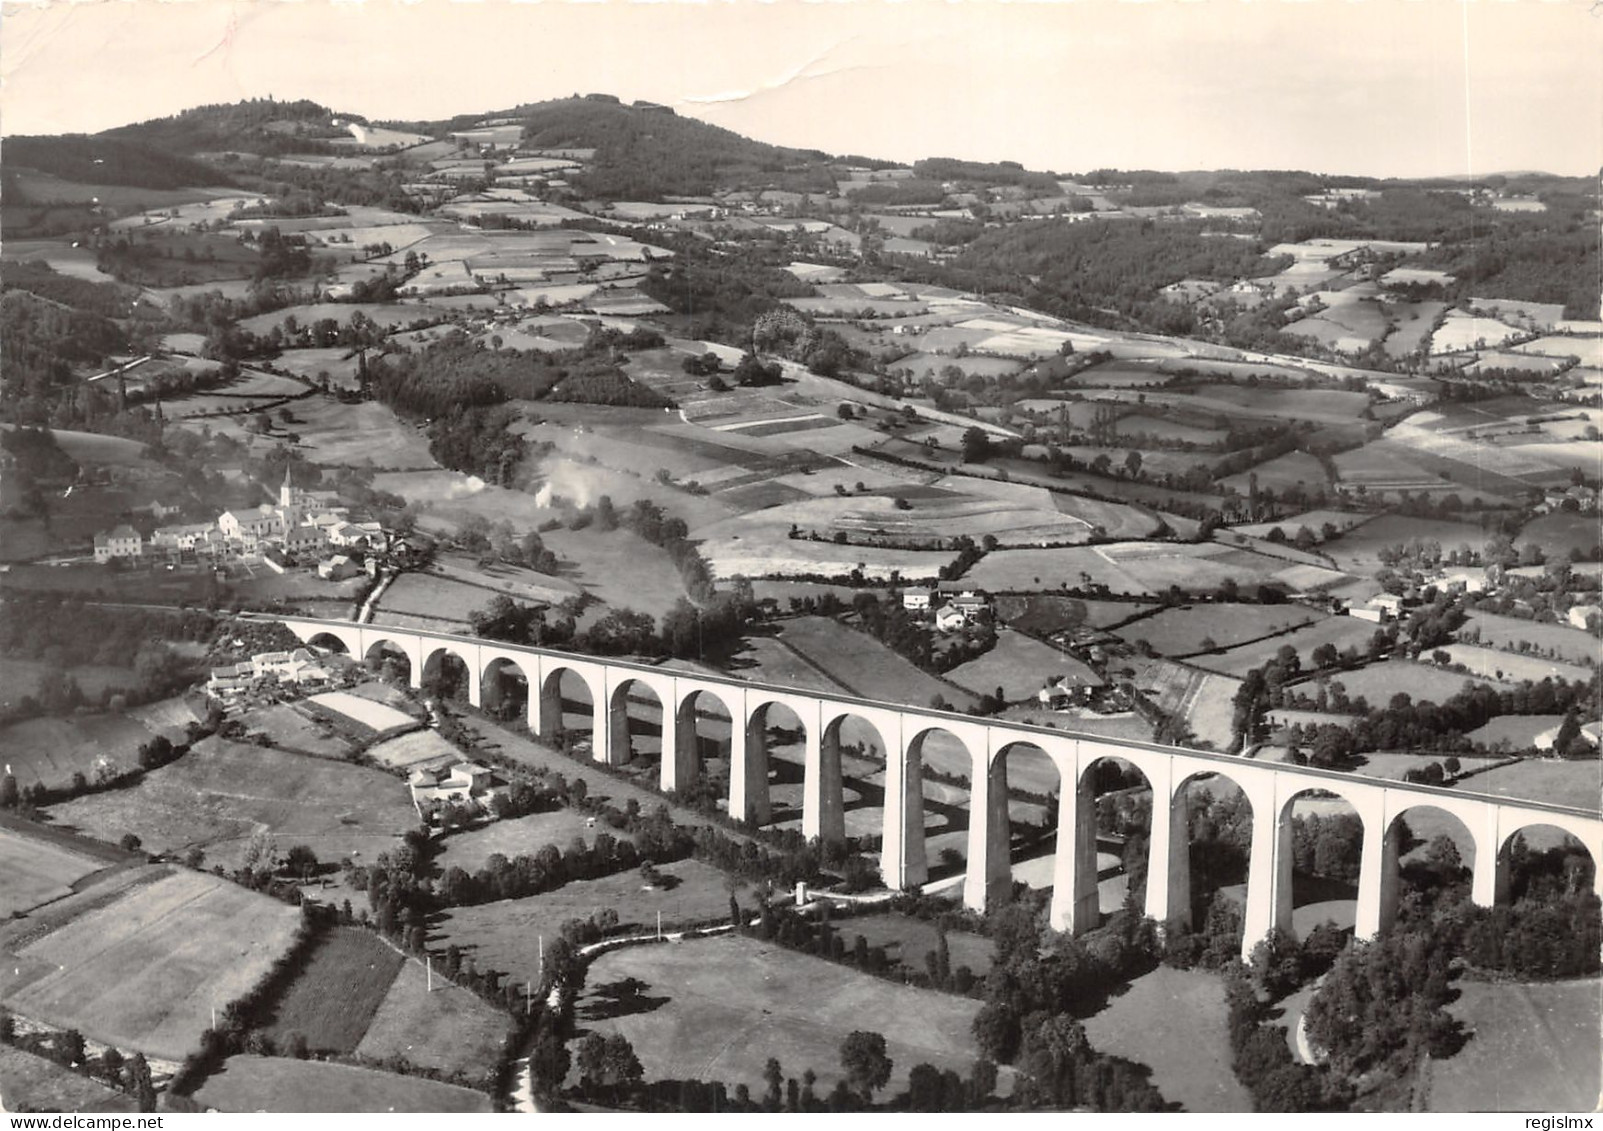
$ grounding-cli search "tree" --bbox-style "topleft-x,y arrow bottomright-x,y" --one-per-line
763,1056 -> 784,1110
57,1028 -> 87,1066
285,844 -> 319,880
840,1030 -> 892,1102
129,1053 -> 157,1113
119,833 -> 143,853
1123,449 -> 1143,479
0,772 -> 16,809
961,427 -> 991,463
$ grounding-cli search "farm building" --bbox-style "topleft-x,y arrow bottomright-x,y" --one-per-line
1038,670 -> 1107,708
152,522 -> 223,557
1437,567 -> 1489,594
283,524 -> 329,556
318,554 -> 360,580
409,762 -> 505,821
1568,605 -> 1602,631
902,588 -> 933,612
93,525 -> 143,563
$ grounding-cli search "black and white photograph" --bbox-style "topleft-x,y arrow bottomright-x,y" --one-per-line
0,0 -> 1599,1117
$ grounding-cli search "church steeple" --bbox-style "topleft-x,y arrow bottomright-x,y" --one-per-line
280,464 -> 296,508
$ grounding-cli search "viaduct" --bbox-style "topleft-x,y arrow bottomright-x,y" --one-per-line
272,616 -> 1603,959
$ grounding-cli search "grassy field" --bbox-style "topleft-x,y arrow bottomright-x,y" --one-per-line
1461,612 -> 1599,667
353,956 -> 511,1081
0,868 -> 301,1060
1319,659 -> 1502,706
1515,511 -> 1601,560
46,737 -> 420,875
262,928 -> 405,1055
435,808 -> 630,875
0,1044 -> 137,1113
0,826 -> 110,917
574,934 -> 984,1096
192,1054 -> 492,1113
778,616 -> 978,710
0,696 -> 201,788
1128,658 -> 1242,751
834,912 -> 994,980
1439,644 -> 1593,685
1451,759 -> 1602,812
430,858 -> 738,994
367,729 -> 459,772
1082,964 -> 1249,1113
1114,603 -> 1320,657
1463,714 -> 1565,751
1426,977 -> 1601,1112
1322,515 -> 1492,573
241,703 -> 354,760
994,594 -> 1154,633
1189,617 -> 1378,678
945,627 -> 1085,703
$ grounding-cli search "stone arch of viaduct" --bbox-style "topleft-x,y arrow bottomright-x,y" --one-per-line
285,617 -> 1603,959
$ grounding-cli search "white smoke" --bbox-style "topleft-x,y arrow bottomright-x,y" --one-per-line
533,460 -> 609,511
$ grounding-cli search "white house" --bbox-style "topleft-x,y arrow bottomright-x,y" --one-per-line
283,524 -> 329,557
934,604 -> 968,632
93,525 -> 143,563
902,588 -> 933,612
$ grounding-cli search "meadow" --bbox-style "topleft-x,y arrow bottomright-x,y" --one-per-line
1082,964 -> 1250,1113
1189,617 -> 1378,678
0,705 -> 182,791
574,934 -> 985,1096
945,628 -> 1086,703
352,956 -> 511,1080
47,737 -> 419,875
262,928 -> 406,1054
1426,978 -> 1601,1112
431,858 -> 737,993
778,616 -> 978,710
1308,659 -> 1495,705
0,825 -> 110,917
1113,603 -> 1320,657
0,868 -> 302,1060
0,1045 -> 136,1113
1460,612 -> 1598,668
1450,759 -> 1601,811
1437,644 -> 1592,685
435,808 -> 632,875
192,1055 -> 492,1113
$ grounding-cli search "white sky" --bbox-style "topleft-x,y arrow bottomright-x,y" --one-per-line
2,0 -> 1600,178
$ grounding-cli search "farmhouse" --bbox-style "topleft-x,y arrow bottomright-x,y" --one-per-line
152,521 -> 222,557
1533,720 -> 1603,753
93,525 -> 143,563
409,761 -> 505,821
250,648 -> 331,685
283,523 -> 329,556
1438,567 -> 1489,595
935,605 -> 968,632
1038,670 -> 1106,709
902,588 -> 933,612
318,554 -> 360,580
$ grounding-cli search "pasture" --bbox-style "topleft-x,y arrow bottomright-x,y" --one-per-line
1426,978 -> 1601,1112
1083,964 -> 1250,1113
1437,644 -> 1592,686
1128,659 -> 1241,751
1189,617 -> 1378,678
1218,451 -> 1328,496
965,545 -> 1154,595
305,692 -> 419,736
574,934 -> 984,1096
779,617 -> 978,710
832,913 -> 994,980
945,628 -> 1085,703
242,703 -> 353,760
1114,603 -> 1319,657
1516,511 -> 1601,560
435,808 -> 630,875
1461,612 -> 1598,668
46,737 -> 420,875
262,928 -> 405,1054
353,956 -> 511,1080
1322,514 -> 1492,573
1450,759 -> 1601,812
431,858 -> 736,993
193,1055 -> 492,1113
994,594 -> 1153,633
0,826 -> 109,917
0,706 -> 177,792
0,868 -> 302,1060
0,1045 -> 136,1113
1463,715 -> 1563,752
367,729 -> 459,773
1313,660 -> 1495,706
